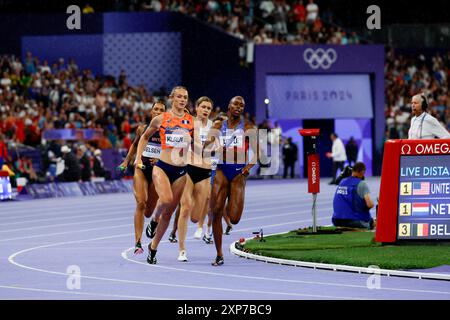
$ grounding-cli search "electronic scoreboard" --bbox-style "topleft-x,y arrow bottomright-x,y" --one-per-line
376,139 -> 450,242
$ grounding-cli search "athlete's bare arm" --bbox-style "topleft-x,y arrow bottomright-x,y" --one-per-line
203,113 -> 227,152
135,114 -> 163,167
242,122 -> 258,176
120,125 -> 145,167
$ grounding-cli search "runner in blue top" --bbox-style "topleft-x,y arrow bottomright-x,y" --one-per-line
205,96 -> 258,266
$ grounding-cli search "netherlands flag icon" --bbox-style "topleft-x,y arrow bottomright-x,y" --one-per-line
414,223 -> 429,237
411,203 -> 429,216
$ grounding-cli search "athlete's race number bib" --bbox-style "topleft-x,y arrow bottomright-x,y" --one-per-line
142,143 -> 161,158
210,157 -> 219,170
200,133 -> 208,144
165,133 -> 189,147
221,135 -> 243,148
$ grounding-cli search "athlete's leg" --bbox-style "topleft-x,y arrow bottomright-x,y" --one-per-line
191,179 -> 211,243
201,203 -> 214,244
144,182 -> 158,218
196,188 -> 210,237
133,168 -> 148,245
169,205 -> 180,242
226,173 -> 247,224
211,169 -> 230,259
146,165 -> 174,240
223,208 -> 233,234
197,192 -> 209,230
150,174 -> 187,251
191,178 -> 211,224
178,175 -> 194,253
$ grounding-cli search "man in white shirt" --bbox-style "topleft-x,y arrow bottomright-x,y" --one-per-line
408,94 -> 450,139
326,133 -> 347,185
306,0 -> 319,24
259,0 -> 275,19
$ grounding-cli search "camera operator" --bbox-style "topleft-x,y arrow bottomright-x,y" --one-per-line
332,162 -> 375,230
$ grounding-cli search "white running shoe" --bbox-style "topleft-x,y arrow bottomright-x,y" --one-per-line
194,227 -> 203,239
177,250 -> 188,262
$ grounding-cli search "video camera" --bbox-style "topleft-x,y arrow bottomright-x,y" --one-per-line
335,165 -> 353,185
335,165 -> 366,185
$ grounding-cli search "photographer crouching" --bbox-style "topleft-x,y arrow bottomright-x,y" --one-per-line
332,162 -> 375,230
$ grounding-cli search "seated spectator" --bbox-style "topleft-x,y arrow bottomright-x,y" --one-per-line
57,145 -> 81,182
14,156 -> 38,183
332,162 -> 375,230
77,145 -> 92,182
98,131 -> 113,149
93,149 -> 111,180
0,133 -> 9,168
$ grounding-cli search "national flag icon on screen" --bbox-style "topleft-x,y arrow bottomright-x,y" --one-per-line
411,203 -> 429,216
412,182 -> 430,195
414,223 -> 429,237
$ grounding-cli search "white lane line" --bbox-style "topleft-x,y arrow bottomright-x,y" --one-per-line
0,200 -> 133,214
0,285 -> 169,300
0,211 -> 128,227
0,199 -> 330,229
0,206 -> 331,242
1,191 -> 312,218
0,224 -> 131,242
0,203 -> 134,221
0,194 -> 312,226
122,247 -> 450,297
6,231 -> 363,300
0,216 -> 131,233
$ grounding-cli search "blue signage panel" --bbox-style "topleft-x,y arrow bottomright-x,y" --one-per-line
266,74 -> 373,119
397,155 -> 450,239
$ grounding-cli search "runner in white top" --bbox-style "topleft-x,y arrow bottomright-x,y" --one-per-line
176,96 -> 215,262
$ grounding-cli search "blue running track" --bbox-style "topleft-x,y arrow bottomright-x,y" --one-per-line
1,178 -> 450,300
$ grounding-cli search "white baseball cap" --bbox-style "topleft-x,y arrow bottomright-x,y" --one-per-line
61,145 -> 71,153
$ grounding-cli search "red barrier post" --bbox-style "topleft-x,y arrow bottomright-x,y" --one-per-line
299,129 -> 321,232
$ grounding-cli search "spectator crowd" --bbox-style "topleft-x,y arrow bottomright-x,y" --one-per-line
0,1 -> 449,184
384,48 -> 450,140
126,0 -> 362,45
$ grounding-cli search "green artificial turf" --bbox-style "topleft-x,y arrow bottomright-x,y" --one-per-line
243,229 -> 450,270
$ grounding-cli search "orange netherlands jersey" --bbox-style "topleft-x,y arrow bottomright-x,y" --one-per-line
160,112 -> 194,149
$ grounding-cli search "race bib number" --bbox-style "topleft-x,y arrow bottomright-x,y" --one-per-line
210,157 -> 219,170
142,143 -> 161,158
221,135 -> 243,148
165,133 -> 188,147
200,133 -> 208,144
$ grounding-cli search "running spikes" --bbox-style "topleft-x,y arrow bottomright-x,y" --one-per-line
202,234 -> 213,244
147,255 -> 157,264
146,219 -> 158,239
224,225 -> 233,235
194,227 -> 203,239
177,250 -> 188,262
147,244 -> 157,264
168,232 -> 178,243
211,255 -> 224,266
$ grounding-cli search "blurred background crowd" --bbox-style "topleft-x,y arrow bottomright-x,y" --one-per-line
0,0 -> 449,185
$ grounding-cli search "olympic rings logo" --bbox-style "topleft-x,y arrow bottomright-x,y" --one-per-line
303,48 -> 338,70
